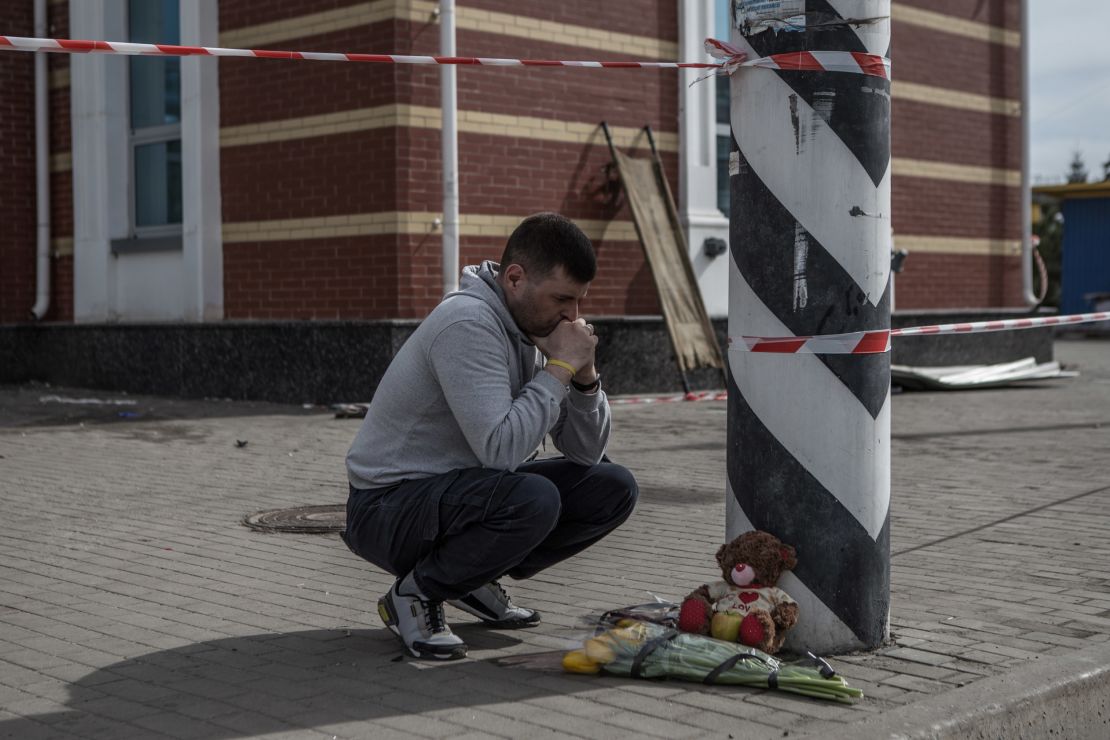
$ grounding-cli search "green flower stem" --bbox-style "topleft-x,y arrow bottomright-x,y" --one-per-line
594,621 -> 864,704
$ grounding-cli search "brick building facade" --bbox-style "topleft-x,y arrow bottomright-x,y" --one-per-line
1,0 -> 1026,330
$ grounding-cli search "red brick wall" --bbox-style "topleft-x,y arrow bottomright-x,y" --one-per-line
400,236 -> 661,317
895,24 -> 1019,100
900,0 -> 1019,29
214,0 -> 1025,319
216,28 -> 399,127
893,101 -> 1019,170
219,0 -> 359,31
220,129 -> 403,220
893,253 -> 1023,310
217,1 -> 678,319
893,181 -> 1022,241
224,235 -> 401,319
51,255 -> 74,320
0,3 -> 73,324
47,5 -> 73,323
890,0 -> 1024,308
0,2 -> 1027,323
0,4 -> 36,323
463,0 -> 677,40
218,10 -> 403,318
399,26 -> 679,127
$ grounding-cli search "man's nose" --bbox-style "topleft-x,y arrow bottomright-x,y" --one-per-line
562,304 -> 579,322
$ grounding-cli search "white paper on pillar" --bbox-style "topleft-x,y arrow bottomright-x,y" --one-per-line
729,49 -> 892,305
734,0 -> 806,35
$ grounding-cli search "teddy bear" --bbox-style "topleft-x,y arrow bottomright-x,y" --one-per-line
677,530 -> 799,654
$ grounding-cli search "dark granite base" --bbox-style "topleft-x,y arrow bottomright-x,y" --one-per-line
0,321 -> 417,405
0,310 -> 1053,404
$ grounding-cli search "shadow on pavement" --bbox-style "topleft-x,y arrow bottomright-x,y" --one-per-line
0,628 -> 597,738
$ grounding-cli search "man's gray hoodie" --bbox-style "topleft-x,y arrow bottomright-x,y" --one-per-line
346,261 -> 611,488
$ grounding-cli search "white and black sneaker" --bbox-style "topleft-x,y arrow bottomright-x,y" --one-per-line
448,581 -> 541,629
377,573 -> 467,660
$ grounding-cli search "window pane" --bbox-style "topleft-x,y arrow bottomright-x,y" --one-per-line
716,0 -> 731,35
716,76 -> 731,125
716,0 -> 731,125
129,0 -> 180,129
135,140 -> 183,227
717,134 -> 731,215
716,0 -> 733,216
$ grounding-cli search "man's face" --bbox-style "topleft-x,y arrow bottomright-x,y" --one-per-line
503,264 -> 590,338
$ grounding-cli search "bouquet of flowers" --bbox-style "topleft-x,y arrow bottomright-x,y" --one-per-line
563,618 -> 863,704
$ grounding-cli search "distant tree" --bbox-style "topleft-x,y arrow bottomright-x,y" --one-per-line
1103,153 -> 1110,181
1067,151 -> 1088,183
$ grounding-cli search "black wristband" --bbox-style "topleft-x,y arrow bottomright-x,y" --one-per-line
571,375 -> 601,393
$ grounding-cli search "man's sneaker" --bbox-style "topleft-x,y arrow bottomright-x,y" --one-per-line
447,581 -> 541,629
377,574 -> 467,660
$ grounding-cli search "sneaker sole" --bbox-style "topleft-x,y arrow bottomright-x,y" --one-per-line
476,612 -> 542,629
378,597 -> 468,660
448,599 -> 542,629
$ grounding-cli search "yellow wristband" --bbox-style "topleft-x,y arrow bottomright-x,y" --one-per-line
546,359 -> 577,376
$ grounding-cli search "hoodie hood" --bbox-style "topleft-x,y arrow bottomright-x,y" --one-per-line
452,261 -> 528,343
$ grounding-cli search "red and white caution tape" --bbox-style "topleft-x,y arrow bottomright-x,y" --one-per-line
609,391 -> 728,405
0,35 -> 890,79
732,331 -> 892,355
730,311 -> 1110,355
891,311 -> 1110,338
704,38 -> 889,79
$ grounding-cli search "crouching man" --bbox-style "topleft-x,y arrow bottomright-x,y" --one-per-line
343,212 -> 638,659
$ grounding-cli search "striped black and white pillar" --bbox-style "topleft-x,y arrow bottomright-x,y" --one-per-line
725,1 -> 892,652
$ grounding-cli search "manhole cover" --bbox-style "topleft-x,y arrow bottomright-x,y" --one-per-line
243,505 -> 346,533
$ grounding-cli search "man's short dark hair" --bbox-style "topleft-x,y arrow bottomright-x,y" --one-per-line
500,212 -> 597,284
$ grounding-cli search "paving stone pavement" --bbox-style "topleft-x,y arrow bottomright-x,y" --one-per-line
1,338 -> 1108,739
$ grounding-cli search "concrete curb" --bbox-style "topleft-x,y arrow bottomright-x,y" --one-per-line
815,643 -> 1110,739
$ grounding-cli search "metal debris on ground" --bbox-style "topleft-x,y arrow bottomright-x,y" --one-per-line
39,395 -> 138,405
891,356 -> 1078,391
331,403 -> 369,419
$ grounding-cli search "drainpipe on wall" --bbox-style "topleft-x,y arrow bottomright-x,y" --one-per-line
30,0 -> 51,320
440,0 -> 460,296
1020,0 -> 1037,306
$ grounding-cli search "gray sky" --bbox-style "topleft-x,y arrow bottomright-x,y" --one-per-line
1030,0 -> 1110,183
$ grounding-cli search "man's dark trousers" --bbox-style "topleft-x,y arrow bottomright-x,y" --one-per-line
342,459 -> 638,601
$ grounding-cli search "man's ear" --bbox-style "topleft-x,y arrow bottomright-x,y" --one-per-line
503,263 -> 525,291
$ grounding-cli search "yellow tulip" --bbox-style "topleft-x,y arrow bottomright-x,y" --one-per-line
562,649 -> 601,674
610,623 -> 647,644
584,636 -> 617,663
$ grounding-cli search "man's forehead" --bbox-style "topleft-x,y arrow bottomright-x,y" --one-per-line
538,266 -> 589,295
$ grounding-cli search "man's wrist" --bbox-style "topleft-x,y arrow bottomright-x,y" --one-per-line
571,375 -> 601,394
544,365 -> 574,384
572,364 -> 598,384
571,363 -> 600,393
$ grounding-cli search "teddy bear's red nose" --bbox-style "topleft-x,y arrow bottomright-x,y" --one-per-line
731,563 -> 755,586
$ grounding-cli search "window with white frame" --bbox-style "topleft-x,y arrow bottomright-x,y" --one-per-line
716,0 -> 732,216
73,0 -> 222,321
128,0 -> 182,239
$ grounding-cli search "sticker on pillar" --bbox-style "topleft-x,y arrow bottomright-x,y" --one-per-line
735,0 -> 806,34
729,150 -> 742,177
